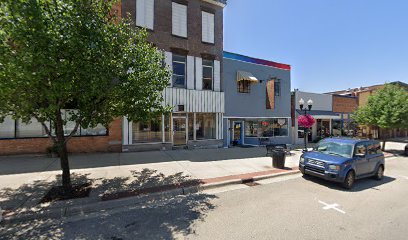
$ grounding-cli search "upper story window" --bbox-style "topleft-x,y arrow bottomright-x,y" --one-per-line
274,79 -> 281,96
202,11 -> 214,43
136,0 -> 155,30
172,2 -> 187,38
202,59 -> 214,90
238,81 -> 251,93
172,54 -> 186,88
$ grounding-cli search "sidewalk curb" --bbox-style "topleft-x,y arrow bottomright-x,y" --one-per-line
1,169 -> 299,224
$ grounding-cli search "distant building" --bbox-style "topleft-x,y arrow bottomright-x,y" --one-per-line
292,91 -> 342,144
326,81 -> 408,139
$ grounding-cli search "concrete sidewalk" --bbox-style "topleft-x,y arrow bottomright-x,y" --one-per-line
0,147 -> 301,218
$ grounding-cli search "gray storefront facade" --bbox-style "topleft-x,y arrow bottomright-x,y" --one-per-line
223,52 -> 292,147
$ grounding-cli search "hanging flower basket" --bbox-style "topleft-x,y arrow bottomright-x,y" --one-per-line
298,114 -> 316,128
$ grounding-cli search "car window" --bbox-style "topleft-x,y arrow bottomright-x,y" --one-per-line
370,142 -> 382,154
355,143 -> 367,156
314,141 -> 353,158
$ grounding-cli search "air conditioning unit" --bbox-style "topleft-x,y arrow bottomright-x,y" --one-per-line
177,105 -> 185,112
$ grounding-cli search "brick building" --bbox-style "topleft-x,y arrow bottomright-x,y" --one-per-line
121,0 -> 227,151
327,81 -> 408,139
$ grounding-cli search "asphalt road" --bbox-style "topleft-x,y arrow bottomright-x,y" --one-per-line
1,156 -> 407,240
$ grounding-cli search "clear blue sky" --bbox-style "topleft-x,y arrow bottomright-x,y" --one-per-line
223,0 -> 408,93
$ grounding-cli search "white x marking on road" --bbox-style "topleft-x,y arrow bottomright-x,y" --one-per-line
318,200 -> 346,214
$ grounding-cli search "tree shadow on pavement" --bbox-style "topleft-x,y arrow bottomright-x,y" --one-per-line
1,185 -> 217,240
302,174 -> 396,192
0,169 -> 215,239
91,168 -> 202,200
0,173 -> 92,212
63,193 -> 217,240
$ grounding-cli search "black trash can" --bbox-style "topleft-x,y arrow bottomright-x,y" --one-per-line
272,148 -> 286,169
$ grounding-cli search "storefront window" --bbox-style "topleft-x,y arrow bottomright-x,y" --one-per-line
133,119 -> 162,143
196,113 -> 216,140
274,118 -> 288,136
0,116 -> 15,139
164,116 -> 171,142
245,119 -> 289,138
16,118 -> 49,138
62,110 -> 80,136
245,121 -> 259,137
188,113 -> 194,140
81,124 -> 107,136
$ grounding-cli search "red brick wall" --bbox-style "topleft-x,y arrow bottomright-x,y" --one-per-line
0,118 -> 122,155
332,95 -> 358,113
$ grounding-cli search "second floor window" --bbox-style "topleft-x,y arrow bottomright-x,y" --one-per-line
202,11 -> 215,43
172,54 -> 186,88
202,60 -> 214,90
136,0 -> 154,30
238,80 -> 251,93
275,79 -> 281,96
172,2 -> 187,38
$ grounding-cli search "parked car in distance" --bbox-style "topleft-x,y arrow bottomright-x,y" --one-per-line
299,138 -> 385,189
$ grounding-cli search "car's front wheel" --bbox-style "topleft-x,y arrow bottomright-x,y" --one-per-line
342,170 -> 355,189
374,165 -> 384,180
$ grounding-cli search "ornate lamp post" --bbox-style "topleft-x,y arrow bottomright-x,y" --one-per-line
298,98 -> 314,152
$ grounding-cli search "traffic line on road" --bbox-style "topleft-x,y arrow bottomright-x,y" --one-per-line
399,175 -> 408,180
318,200 -> 346,214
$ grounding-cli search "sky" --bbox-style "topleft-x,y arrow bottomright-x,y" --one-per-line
223,0 -> 408,93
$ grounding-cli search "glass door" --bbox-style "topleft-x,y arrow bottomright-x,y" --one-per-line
233,122 -> 242,145
173,117 -> 187,146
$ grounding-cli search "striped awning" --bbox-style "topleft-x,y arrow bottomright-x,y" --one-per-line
236,71 -> 259,82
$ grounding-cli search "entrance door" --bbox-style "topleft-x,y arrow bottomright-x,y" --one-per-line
232,122 -> 242,145
173,117 -> 187,145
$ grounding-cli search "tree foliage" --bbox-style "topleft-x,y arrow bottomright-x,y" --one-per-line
0,0 -> 171,191
352,84 -> 408,130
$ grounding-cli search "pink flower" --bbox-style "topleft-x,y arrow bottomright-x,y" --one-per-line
298,114 -> 316,128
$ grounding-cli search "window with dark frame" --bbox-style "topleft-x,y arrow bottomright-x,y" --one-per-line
274,79 -> 281,96
238,80 -> 251,93
172,54 -> 187,88
202,59 -> 214,90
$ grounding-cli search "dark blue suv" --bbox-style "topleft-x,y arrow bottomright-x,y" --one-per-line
299,138 -> 385,189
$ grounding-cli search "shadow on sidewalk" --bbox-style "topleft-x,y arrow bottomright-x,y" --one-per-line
0,192 -> 217,240
0,170 -> 216,240
0,168 -> 201,213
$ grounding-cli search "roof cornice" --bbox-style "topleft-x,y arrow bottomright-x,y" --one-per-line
202,0 -> 227,8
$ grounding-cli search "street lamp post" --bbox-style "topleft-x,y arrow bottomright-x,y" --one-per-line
299,98 -> 313,152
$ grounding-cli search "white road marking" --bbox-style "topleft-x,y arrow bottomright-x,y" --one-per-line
318,200 -> 346,214
399,175 -> 408,180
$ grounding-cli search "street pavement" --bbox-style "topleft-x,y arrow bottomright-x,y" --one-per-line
1,155 -> 407,240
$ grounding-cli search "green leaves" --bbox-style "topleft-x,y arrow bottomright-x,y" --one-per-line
352,84 -> 408,130
0,0 -> 170,130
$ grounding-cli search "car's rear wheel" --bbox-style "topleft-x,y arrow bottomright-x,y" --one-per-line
374,165 -> 384,180
342,170 -> 355,189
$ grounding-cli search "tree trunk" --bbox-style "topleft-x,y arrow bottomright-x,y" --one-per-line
55,109 -> 72,194
381,139 -> 387,151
